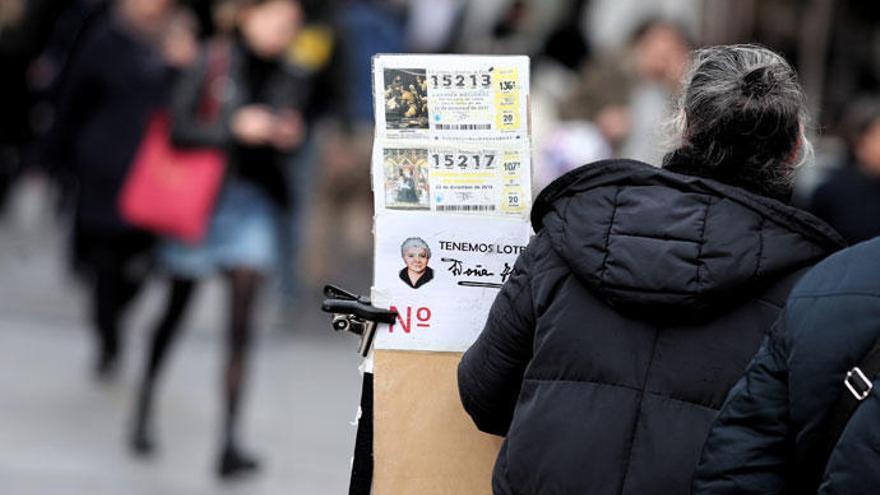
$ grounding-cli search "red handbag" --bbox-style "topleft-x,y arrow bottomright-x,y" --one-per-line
119,42 -> 229,244
119,111 -> 225,244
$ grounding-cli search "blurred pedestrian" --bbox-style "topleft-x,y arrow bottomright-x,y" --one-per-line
458,44 -> 845,494
302,0 -> 405,286
274,2 -> 340,309
44,0 -> 177,378
620,18 -> 691,165
0,0 -> 43,212
128,0 -> 308,479
530,0 -> 611,193
533,58 -> 630,192
808,99 -> 880,244
693,237 -> 880,494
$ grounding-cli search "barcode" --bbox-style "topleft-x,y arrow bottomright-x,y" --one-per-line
436,204 -> 496,212
435,124 -> 492,130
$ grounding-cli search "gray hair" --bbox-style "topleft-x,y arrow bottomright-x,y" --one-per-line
664,44 -> 812,200
400,237 -> 431,258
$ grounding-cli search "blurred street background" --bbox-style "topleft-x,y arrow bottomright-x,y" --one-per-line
1,0 -> 878,494
0,176 -> 367,494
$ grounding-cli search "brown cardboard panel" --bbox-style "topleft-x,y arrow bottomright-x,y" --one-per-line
373,350 -> 503,495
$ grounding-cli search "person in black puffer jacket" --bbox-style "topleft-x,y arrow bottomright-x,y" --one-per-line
458,44 -> 846,495
693,237 -> 880,494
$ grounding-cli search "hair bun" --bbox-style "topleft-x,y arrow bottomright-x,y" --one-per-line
741,66 -> 776,97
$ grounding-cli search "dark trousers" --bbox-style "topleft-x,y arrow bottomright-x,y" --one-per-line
76,225 -> 154,362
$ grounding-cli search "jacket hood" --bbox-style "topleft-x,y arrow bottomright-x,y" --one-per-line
532,159 -> 846,314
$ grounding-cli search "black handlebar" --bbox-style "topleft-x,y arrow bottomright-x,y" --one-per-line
321,285 -> 398,356
321,299 -> 398,325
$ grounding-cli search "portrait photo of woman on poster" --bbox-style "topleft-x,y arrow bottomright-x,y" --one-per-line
399,237 -> 434,289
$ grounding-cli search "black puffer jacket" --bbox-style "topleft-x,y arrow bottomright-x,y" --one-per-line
458,159 -> 845,495
693,237 -> 880,494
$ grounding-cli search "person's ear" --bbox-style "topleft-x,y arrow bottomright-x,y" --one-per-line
786,125 -> 803,165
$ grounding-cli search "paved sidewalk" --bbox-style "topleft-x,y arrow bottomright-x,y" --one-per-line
0,176 -> 371,495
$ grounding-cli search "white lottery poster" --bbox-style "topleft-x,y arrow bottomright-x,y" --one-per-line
370,54 -> 532,354
372,213 -> 531,352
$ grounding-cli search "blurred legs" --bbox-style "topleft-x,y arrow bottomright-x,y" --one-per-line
218,267 -> 262,478
130,277 -> 197,455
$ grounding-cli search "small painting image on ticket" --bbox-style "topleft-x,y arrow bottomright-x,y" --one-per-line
384,148 -> 430,210
383,68 -> 429,129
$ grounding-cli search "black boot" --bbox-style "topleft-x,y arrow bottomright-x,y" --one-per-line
93,345 -> 119,382
129,422 -> 155,456
217,443 -> 261,479
129,386 -> 156,456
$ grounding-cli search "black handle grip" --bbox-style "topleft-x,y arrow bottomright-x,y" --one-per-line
321,299 -> 398,325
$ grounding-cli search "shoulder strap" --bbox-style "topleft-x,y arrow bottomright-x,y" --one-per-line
196,40 -> 231,122
807,337 -> 880,488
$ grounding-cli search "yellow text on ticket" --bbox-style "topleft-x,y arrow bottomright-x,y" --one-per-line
493,67 -> 521,132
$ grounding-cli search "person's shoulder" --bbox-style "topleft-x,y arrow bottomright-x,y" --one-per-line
790,237 -> 880,299
526,230 -> 552,260
516,230 -> 566,277
61,16 -> 118,76
781,238 -> 880,368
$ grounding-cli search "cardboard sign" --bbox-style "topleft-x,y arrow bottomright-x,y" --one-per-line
373,351 -> 503,495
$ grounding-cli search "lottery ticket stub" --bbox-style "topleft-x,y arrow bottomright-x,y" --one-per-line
373,54 -> 530,143
373,145 -> 530,216
371,54 -> 532,218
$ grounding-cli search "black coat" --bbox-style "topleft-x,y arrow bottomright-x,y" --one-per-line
458,159 -> 845,495
693,237 -> 880,495
49,14 -> 169,233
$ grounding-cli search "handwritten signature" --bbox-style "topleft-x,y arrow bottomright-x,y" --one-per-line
441,257 -> 513,287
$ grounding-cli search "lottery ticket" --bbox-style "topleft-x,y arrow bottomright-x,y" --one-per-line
371,54 -> 532,218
